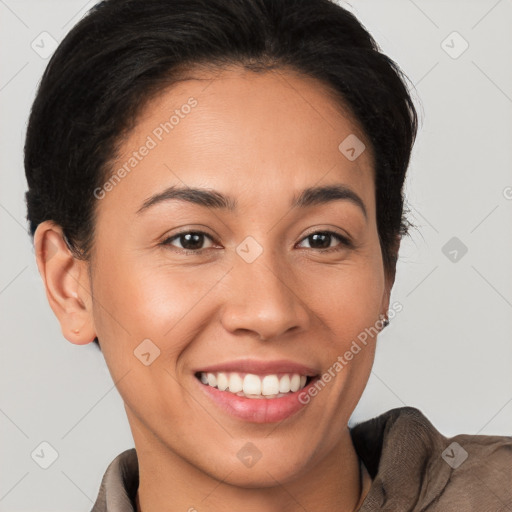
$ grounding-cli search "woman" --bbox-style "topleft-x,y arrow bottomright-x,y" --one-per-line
25,0 -> 511,510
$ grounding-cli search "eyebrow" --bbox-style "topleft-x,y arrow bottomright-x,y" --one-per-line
136,183 -> 367,219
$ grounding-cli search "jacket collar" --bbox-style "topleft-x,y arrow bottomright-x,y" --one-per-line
350,406 -> 452,510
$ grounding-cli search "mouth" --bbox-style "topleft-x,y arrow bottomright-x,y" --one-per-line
195,371 -> 314,399
193,361 -> 321,423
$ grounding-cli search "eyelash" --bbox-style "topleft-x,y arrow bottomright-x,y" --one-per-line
160,229 -> 352,255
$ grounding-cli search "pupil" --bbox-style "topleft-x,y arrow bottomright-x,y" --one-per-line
181,233 -> 203,250
310,233 -> 330,249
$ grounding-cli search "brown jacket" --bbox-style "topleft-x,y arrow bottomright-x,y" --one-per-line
90,407 -> 512,511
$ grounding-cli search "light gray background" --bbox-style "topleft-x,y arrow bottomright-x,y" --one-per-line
1,0 -> 511,510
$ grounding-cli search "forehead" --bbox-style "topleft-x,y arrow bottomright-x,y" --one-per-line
100,66 -> 375,219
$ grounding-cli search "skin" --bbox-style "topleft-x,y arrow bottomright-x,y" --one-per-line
34,66 -> 397,512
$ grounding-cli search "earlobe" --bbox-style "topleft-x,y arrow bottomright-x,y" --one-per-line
33,221 -> 96,345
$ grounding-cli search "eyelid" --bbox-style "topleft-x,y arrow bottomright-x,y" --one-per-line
300,225 -> 351,242
296,230 -> 353,250
298,225 -> 353,248
160,227 -> 353,254
161,229 -> 217,250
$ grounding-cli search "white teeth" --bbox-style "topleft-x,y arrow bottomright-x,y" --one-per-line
206,372 -> 217,387
290,374 -> 301,392
243,374 -> 261,395
228,373 -> 243,393
262,375 -> 280,396
198,371 -> 310,398
217,372 -> 229,391
279,374 -> 290,393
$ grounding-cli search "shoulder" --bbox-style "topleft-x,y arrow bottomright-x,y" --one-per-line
351,406 -> 512,511
440,426 -> 512,510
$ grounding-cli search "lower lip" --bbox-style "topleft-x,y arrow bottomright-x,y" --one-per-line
196,376 -> 318,423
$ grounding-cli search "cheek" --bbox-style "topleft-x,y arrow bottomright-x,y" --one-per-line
301,255 -> 384,399
91,253 -> 231,359
304,259 -> 385,334
89,256 -> 221,423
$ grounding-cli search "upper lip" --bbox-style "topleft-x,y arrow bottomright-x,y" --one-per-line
194,359 -> 319,377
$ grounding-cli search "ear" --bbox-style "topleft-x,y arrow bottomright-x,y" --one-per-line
33,221 -> 96,345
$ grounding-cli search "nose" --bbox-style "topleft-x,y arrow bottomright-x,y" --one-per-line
219,247 -> 310,341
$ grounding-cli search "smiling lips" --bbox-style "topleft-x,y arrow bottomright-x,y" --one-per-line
198,371 -> 309,398
194,360 -> 320,423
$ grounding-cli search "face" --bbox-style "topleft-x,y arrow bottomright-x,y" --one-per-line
40,66 -> 393,487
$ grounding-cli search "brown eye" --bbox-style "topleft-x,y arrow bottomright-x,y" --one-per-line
161,231 -> 215,252
297,231 -> 352,253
